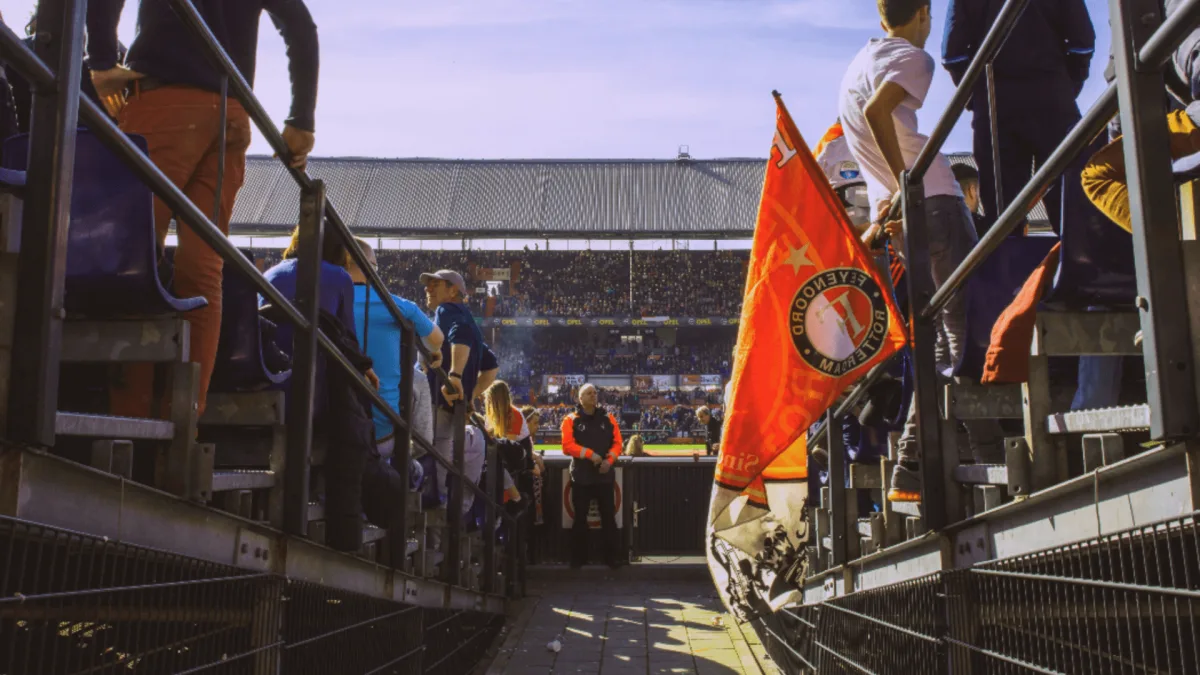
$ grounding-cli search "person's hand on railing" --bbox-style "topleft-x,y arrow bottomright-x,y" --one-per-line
365,367 -> 380,390
90,65 -> 144,118
425,350 -> 443,370
280,124 -> 315,170
441,376 -> 464,405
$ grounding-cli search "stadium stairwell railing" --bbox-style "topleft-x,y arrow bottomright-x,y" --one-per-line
0,0 -> 520,595
803,0 -> 1200,579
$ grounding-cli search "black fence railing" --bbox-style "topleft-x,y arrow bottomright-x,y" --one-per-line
761,513 -> 1200,674
0,0 -> 518,594
0,517 -> 500,675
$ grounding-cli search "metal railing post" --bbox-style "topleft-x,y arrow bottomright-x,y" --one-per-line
444,402 -> 466,585
482,433 -> 498,593
985,63 -> 1005,216
7,0 -> 84,447
826,411 -> 848,566
1111,0 -> 1200,440
900,172 -> 948,531
282,181 -> 325,536
389,327 -> 415,568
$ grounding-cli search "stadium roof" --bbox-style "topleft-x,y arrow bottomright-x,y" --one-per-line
230,153 -> 1047,238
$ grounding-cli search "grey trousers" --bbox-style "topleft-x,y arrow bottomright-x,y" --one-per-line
896,195 -> 1004,462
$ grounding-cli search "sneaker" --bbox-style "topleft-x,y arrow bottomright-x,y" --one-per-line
809,447 -> 829,474
886,464 -> 922,503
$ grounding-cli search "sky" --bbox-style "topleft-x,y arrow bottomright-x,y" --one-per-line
0,0 -> 1112,161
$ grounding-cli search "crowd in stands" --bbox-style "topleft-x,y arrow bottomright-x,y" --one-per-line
632,251 -> 747,317
250,248 -> 748,319
502,335 -> 733,378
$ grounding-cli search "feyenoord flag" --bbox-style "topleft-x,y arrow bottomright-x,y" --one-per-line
707,93 -> 908,617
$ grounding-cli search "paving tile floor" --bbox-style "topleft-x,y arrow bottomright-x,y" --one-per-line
486,570 -> 779,675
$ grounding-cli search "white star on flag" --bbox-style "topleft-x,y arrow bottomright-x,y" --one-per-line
783,244 -> 814,274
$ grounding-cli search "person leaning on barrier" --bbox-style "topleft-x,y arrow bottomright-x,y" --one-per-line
347,239 -> 444,462
696,406 -> 721,457
625,434 -> 646,458
838,0 -> 1004,502
422,269 -> 489,497
561,383 -> 623,569
86,0 -> 319,419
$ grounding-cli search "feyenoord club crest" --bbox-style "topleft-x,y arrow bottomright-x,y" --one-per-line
789,267 -> 890,377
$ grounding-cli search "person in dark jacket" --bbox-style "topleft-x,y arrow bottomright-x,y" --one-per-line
88,0 -> 319,422
696,406 -> 721,457
561,384 -> 623,568
942,0 -> 1094,235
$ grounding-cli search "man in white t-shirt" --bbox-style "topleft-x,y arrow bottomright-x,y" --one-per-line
837,0 -> 1001,502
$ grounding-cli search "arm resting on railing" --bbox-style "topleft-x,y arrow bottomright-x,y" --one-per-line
263,0 -> 319,134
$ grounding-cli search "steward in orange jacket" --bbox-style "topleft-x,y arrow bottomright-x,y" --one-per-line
560,384 -> 623,568
561,402 -> 622,486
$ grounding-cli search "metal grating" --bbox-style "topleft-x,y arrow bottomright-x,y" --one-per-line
0,517 -> 504,675
421,609 -> 505,675
760,513 -> 1200,674
951,515 -> 1200,674
814,574 -> 946,674
0,517 -> 282,675
280,580 -> 424,675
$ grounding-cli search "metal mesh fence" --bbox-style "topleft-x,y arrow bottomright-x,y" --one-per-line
0,517 -> 503,675
761,514 -> 1200,674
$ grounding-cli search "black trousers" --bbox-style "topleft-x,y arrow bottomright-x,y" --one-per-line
972,77 -> 1082,237
571,481 -> 618,565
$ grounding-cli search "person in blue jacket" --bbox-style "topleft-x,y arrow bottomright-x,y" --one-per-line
942,0 -> 1094,235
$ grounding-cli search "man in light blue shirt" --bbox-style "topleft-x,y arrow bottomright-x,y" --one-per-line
349,239 -> 443,458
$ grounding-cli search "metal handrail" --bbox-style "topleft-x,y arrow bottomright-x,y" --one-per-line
0,22 -> 515,524
164,0 -> 511,517
1139,0 -> 1200,70
167,0 -> 436,364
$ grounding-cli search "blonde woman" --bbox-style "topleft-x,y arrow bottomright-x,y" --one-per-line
483,381 -> 526,503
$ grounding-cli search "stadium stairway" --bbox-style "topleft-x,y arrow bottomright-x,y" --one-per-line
0,135 -> 511,672
801,169 -> 1200,619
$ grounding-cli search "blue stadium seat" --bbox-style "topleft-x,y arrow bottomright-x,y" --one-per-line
955,234 -> 1058,381
1042,146 -> 1137,308
209,250 -> 292,392
2,130 -> 206,316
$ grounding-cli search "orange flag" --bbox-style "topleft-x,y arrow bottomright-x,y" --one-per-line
707,93 -> 908,616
